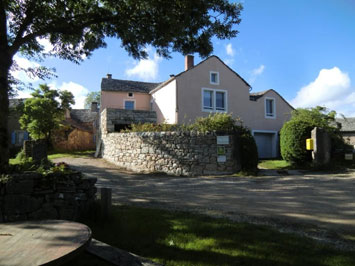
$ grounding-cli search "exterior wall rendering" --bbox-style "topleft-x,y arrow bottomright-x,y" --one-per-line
151,79 -> 177,124
175,56 -> 251,124
101,91 -> 151,111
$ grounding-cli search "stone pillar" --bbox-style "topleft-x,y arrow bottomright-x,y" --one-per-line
311,127 -> 331,166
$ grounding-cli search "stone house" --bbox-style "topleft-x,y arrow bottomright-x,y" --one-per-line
100,55 -> 294,158
336,118 -> 355,146
52,103 -> 99,151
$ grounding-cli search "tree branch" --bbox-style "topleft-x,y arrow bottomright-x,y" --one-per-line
11,0 -> 36,53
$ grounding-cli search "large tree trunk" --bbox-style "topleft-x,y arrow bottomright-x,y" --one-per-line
0,1 -> 11,172
0,62 -> 10,172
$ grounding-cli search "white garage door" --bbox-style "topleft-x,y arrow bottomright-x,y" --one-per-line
254,132 -> 275,159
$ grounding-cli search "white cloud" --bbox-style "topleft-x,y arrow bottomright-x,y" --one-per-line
249,64 -> 265,84
125,52 -> 162,81
252,64 -> 265,76
36,37 -> 54,53
50,81 -> 90,109
14,81 -> 90,109
290,67 -> 355,117
225,43 -> 235,57
11,55 -> 41,83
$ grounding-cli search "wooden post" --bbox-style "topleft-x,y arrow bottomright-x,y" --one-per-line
100,188 -> 112,219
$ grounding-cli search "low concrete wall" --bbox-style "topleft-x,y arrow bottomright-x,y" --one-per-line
101,131 -> 240,176
0,172 -> 97,222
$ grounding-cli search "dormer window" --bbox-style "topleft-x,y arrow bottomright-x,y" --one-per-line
128,92 -> 134,98
210,71 -> 219,85
265,97 -> 276,118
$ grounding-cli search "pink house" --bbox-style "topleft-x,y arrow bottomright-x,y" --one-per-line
100,56 -> 294,158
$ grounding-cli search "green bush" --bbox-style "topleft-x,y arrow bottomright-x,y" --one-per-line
190,113 -> 237,133
280,120 -> 314,166
236,126 -> 258,172
122,122 -> 177,132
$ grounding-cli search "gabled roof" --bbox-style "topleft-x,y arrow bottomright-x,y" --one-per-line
335,118 -> 355,132
70,109 -> 97,123
249,89 -> 295,110
177,56 -> 252,88
101,78 -> 161,93
249,90 -> 269,101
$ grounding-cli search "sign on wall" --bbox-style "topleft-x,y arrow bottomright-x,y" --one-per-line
217,136 -> 229,145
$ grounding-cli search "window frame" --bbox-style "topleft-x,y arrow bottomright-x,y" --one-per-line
210,71 -> 220,85
264,97 -> 276,119
124,99 -> 135,110
201,88 -> 228,113
128,92 -> 134,98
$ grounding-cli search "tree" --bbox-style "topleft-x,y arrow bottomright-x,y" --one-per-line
19,84 -> 74,142
0,0 -> 243,170
84,91 -> 100,109
280,106 -> 342,165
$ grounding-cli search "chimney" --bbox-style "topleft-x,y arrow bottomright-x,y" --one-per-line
91,102 -> 98,112
185,55 -> 194,71
107,73 -> 112,79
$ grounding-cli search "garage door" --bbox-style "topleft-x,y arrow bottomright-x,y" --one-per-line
254,132 -> 274,158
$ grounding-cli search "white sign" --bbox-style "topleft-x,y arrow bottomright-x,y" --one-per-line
217,155 -> 226,163
345,153 -> 353,160
217,136 -> 229,145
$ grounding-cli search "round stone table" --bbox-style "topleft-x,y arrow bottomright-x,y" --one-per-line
0,220 -> 91,266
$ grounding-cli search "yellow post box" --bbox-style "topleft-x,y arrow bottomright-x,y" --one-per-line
306,138 -> 314,150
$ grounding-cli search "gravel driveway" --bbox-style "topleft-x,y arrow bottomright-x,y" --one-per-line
54,157 -> 355,246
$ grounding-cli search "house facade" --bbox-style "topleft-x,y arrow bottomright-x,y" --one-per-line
52,103 -> 99,151
335,118 -> 355,146
100,55 -> 294,158
8,99 -> 29,155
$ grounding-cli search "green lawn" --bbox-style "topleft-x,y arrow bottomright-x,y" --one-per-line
47,150 -> 95,160
258,160 -> 292,170
9,150 -> 94,165
63,205 -> 355,266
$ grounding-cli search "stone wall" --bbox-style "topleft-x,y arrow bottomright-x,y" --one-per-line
101,131 -> 240,176
0,172 -> 96,222
342,132 -> 355,146
101,108 -> 157,133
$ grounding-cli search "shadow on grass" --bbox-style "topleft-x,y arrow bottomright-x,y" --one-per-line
68,205 -> 355,266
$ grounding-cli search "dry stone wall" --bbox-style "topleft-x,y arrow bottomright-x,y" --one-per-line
0,172 -> 96,222
101,108 -> 157,133
101,131 -> 240,176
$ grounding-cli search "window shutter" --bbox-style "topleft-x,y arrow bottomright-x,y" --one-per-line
11,132 -> 16,144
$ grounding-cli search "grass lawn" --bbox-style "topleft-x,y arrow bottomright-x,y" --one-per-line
47,150 -> 95,160
63,205 -> 355,266
9,150 -> 94,165
258,160 -> 292,170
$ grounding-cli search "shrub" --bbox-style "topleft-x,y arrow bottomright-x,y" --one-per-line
190,113 -> 237,133
121,122 -> 176,132
280,120 -> 314,166
236,126 -> 258,172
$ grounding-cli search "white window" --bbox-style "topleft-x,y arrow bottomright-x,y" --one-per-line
124,100 -> 135,110
210,71 -> 219,85
128,92 -> 134,98
265,97 -> 276,118
202,88 -> 227,112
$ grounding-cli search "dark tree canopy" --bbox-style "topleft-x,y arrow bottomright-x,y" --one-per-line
0,0 -> 243,170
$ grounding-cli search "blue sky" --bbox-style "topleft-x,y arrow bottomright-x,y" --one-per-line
14,0 -> 355,116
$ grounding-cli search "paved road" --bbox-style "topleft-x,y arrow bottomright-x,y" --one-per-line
55,157 -> 355,236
